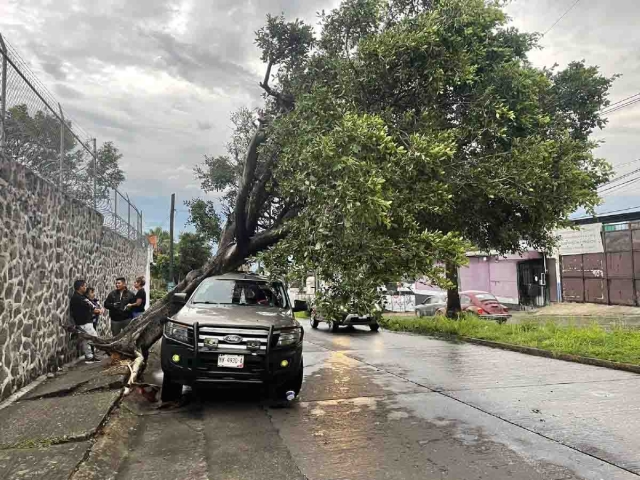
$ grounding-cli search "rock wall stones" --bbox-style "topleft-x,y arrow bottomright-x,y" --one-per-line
0,154 -> 149,401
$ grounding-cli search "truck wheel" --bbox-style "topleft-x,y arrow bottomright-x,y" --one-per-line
310,315 -> 319,329
370,323 -> 380,332
328,320 -> 340,333
277,358 -> 304,400
161,373 -> 183,402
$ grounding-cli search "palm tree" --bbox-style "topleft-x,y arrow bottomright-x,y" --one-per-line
147,227 -> 171,255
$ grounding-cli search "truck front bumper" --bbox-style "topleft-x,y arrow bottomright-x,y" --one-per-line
161,338 -> 302,387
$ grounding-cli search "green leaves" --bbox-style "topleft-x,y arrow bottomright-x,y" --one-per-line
185,199 -> 223,244
197,0 -> 614,317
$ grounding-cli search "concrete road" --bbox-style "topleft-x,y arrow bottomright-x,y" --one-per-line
111,327 -> 640,480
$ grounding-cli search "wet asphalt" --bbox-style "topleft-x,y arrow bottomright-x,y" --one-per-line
115,325 -> 640,480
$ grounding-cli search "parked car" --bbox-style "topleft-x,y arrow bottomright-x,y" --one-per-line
309,304 -> 380,332
435,291 -> 511,324
415,292 -> 447,317
160,273 -> 306,402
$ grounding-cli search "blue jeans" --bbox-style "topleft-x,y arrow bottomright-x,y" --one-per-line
132,311 -> 144,318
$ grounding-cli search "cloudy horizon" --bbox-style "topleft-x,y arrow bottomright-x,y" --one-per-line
2,0 -> 639,234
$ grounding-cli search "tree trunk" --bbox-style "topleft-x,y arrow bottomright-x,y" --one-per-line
446,261 -> 461,319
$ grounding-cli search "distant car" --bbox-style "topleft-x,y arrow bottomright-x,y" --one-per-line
309,305 -> 380,332
435,291 -> 511,324
415,292 -> 447,317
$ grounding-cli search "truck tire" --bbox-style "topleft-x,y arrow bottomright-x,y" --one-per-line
370,323 -> 380,332
277,358 -> 304,400
310,315 -> 319,329
328,320 -> 340,333
161,373 -> 183,402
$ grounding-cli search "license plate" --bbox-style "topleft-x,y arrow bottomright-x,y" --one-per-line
217,354 -> 244,369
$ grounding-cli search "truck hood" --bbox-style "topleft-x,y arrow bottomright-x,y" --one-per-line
172,304 -> 298,329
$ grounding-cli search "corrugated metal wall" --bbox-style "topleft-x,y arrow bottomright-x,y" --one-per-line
561,223 -> 640,306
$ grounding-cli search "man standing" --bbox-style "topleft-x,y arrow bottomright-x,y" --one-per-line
104,277 -> 135,336
70,280 -> 101,363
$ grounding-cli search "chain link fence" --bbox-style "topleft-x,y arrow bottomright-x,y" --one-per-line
0,33 -> 144,241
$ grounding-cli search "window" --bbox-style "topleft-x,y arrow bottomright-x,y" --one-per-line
460,295 -> 471,305
426,295 -> 446,304
191,279 -> 288,308
474,293 -> 497,301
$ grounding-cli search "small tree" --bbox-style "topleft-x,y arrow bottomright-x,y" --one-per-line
5,104 -> 126,200
176,233 -> 212,281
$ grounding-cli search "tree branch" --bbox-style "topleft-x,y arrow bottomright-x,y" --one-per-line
259,60 -> 274,95
235,127 -> 267,247
259,60 -> 295,110
247,154 -> 278,234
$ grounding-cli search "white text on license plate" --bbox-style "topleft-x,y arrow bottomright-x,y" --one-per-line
218,354 -> 244,369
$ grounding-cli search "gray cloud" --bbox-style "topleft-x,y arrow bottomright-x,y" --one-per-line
8,0 -> 636,222
55,84 -> 85,100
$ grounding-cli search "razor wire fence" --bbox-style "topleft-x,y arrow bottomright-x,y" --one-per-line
0,33 -> 144,242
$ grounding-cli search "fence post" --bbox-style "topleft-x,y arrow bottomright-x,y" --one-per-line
58,103 -> 64,190
127,195 -> 131,240
114,190 -> 118,231
92,138 -> 97,209
0,34 -> 6,152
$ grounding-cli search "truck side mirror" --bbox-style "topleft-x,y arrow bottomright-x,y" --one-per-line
292,300 -> 308,313
173,292 -> 187,304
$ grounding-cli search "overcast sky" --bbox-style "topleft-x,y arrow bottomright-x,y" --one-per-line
2,0 -> 639,233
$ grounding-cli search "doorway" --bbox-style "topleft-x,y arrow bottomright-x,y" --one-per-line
518,260 -> 547,307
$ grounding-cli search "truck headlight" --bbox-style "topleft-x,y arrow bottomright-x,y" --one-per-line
277,327 -> 302,346
164,321 -> 191,345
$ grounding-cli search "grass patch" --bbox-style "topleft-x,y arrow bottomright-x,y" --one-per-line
295,311 -> 310,319
380,315 -> 640,365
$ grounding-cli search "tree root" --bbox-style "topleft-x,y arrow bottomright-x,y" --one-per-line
123,350 -> 145,396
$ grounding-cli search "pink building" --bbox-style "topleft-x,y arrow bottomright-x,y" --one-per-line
459,251 -> 557,308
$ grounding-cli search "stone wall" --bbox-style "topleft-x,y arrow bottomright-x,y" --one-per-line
0,154 -> 150,401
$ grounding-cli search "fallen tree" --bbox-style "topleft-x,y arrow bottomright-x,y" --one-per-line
78,0 -> 614,384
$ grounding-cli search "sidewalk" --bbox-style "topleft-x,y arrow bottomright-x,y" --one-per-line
0,357 -> 128,480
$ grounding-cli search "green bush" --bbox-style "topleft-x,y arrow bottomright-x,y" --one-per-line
150,289 -> 166,304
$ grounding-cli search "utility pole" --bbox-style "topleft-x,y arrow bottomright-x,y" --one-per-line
169,193 -> 176,291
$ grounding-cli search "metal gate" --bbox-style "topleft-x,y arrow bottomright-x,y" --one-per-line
561,222 -> 640,306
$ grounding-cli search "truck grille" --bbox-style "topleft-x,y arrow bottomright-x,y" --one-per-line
197,326 -> 271,352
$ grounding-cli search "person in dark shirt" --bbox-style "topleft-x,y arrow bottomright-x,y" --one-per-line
70,280 -> 101,363
104,277 -> 135,336
86,287 -> 104,358
126,276 -> 147,318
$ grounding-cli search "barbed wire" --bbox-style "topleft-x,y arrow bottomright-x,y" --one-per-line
0,33 -> 145,242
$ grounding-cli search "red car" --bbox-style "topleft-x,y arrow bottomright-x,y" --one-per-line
436,290 -> 511,324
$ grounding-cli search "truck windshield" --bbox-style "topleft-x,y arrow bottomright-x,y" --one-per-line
191,279 -> 288,308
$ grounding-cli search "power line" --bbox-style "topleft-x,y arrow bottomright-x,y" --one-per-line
601,97 -> 640,116
543,0 -> 582,36
573,204 -> 640,220
599,167 -> 640,191
600,176 -> 640,196
606,93 -> 640,110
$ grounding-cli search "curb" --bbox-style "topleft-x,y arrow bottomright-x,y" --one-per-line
461,337 -> 640,375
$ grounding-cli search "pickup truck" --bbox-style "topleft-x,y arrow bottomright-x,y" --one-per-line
161,273 -> 305,402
